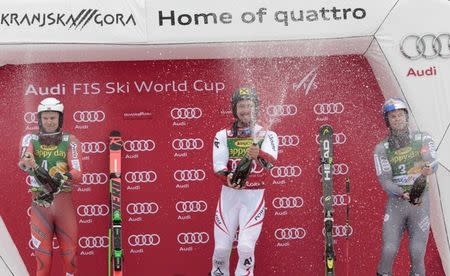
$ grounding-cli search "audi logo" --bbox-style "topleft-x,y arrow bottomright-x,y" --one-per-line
313,102 -> 344,115
73,110 -> 105,123
272,196 -> 304,209
128,234 -> 160,246
173,169 -> 206,182
78,236 -> 109,249
171,107 -> 202,119
125,171 -> 157,183
23,112 -> 38,124
266,104 -> 298,117
274,227 -> 306,240
278,135 -> 300,147
176,200 -> 208,213
29,237 -> 59,250
230,159 -> 263,174
177,232 -> 209,244
81,173 -> 108,185
400,33 -> 450,59
77,204 -> 109,217
81,142 -> 107,154
318,163 -> 349,175
270,166 -> 302,178
322,225 -> 353,238
315,132 -> 347,145
172,138 -> 204,150
124,139 -> 155,152
320,194 -> 351,206
127,202 -> 159,215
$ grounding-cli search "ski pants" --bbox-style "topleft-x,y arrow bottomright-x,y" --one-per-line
377,191 -> 430,276
211,186 -> 265,276
30,192 -> 78,276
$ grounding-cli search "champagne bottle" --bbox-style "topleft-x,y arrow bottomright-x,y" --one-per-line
230,154 -> 253,188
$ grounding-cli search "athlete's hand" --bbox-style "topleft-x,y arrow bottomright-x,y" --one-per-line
421,164 -> 433,176
402,192 -> 410,201
227,173 -> 245,189
247,144 -> 260,160
19,152 -> 37,171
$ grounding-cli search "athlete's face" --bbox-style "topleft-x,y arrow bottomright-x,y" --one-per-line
236,100 -> 256,127
41,111 -> 60,133
387,109 -> 408,131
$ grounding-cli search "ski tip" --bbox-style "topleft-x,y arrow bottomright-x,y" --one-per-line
110,130 -> 121,137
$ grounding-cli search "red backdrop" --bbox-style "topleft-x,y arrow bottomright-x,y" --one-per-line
0,56 -> 444,275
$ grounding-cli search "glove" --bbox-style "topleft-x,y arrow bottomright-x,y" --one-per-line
230,156 -> 252,188
33,192 -> 54,208
53,172 -> 71,188
409,175 -> 427,205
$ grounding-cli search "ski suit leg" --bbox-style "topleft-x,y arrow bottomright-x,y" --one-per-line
30,204 -> 55,276
407,192 -> 430,276
211,186 -> 240,276
53,193 -> 78,275
234,189 -> 265,276
377,197 -> 408,275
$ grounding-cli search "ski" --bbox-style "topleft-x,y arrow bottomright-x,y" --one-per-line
108,130 -> 124,276
319,125 -> 335,276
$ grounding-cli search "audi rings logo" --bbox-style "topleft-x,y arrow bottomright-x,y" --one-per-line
320,194 -> 351,206
24,112 -> 38,124
127,202 -> 159,215
128,234 -> 161,247
278,135 -> 300,147
274,228 -> 306,240
177,232 -> 209,244
230,159 -> 263,174
313,102 -> 344,115
315,132 -> 347,145
81,173 -> 108,185
266,104 -> 297,117
73,110 -> 105,123
78,236 -> 109,249
173,169 -> 206,182
400,33 -> 450,59
171,107 -> 202,120
82,142 -> 107,154
125,171 -> 157,183
318,163 -> 349,175
272,197 -> 304,209
77,204 -> 109,217
322,225 -> 353,238
176,200 -> 208,213
124,139 -> 155,152
172,138 -> 204,150
270,166 -> 302,178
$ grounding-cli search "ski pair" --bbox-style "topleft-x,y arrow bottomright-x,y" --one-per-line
108,131 -> 124,276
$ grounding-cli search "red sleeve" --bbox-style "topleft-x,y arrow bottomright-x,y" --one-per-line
68,134 -> 83,184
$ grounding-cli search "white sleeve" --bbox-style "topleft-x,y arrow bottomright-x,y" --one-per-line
261,131 -> 278,160
212,129 -> 229,173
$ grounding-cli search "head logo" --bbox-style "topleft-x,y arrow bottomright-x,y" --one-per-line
124,139 -> 155,152
171,107 -> 202,119
172,138 -> 204,150
266,104 -> 298,117
313,102 -> 344,115
272,196 -> 304,209
177,232 -> 209,244
400,33 -> 450,59
24,112 -> 38,124
127,202 -> 159,215
77,204 -> 109,217
274,227 -> 307,240
81,173 -> 108,185
270,165 -> 302,178
78,236 -> 109,249
81,142 -> 107,154
175,200 -> 208,213
125,171 -> 157,183
173,169 -> 206,182
73,110 -> 105,123
278,135 -> 300,147
128,234 -> 161,246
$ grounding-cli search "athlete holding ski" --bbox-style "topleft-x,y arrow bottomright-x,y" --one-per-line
19,97 -> 82,276
373,98 -> 438,276
210,86 -> 278,276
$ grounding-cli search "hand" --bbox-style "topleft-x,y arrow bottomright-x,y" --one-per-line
53,172 -> 70,187
227,173 -> 245,189
402,192 -> 410,201
19,153 -> 37,171
421,165 -> 433,176
247,144 -> 260,160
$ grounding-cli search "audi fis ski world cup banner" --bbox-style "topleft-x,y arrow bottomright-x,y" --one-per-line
0,57 -> 444,275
